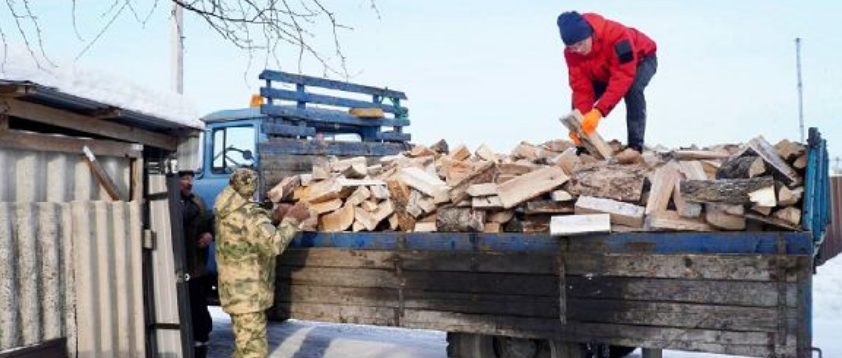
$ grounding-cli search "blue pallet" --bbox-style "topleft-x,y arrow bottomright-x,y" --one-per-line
261,105 -> 410,128
261,122 -> 316,137
261,87 -> 406,115
260,70 -> 407,100
289,231 -> 814,256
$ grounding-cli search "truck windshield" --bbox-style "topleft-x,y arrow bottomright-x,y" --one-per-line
211,126 -> 256,174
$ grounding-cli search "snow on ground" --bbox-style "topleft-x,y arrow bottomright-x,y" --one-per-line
208,257 -> 842,358
0,47 -> 202,129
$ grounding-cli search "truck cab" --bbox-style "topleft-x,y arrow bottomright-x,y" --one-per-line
192,70 -> 412,207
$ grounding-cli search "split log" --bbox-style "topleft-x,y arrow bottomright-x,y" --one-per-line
774,139 -> 806,162
567,164 -> 647,202
773,207 -> 802,227
716,156 -> 766,179
681,177 -> 775,205
386,179 -> 416,231
475,144 -> 498,163
550,214 -> 611,236
498,163 -> 536,176
487,211 -> 514,224
413,222 -> 437,232
472,196 -> 504,210
551,190 -> 575,202
430,139 -> 449,154
484,222 -> 502,233
574,196 -> 645,228
409,145 -> 437,158
448,144 -> 472,161
671,150 -> 730,160
303,177 -> 344,203
267,175 -> 301,203
399,167 -> 451,203
448,162 -> 497,204
369,185 -> 391,200
330,156 -> 367,173
511,142 -> 543,161
614,148 -> 642,165
361,200 -> 379,212
345,186 -> 371,207
309,199 -> 343,215
705,204 -> 746,231
436,208 -> 485,232
560,110 -> 613,159
646,162 -> 681,215
554,148 -> 581,175
746,136 -> 802,186
525,201 -> 575,215
341,162 -> 368,179
497,166 -> 569,209
778,186 -> 804,207
751,205 -> 773,216
793,154 -> 807,170
354,200 -> 394,231
319,205 -> 355,232
649,211 -> 714,232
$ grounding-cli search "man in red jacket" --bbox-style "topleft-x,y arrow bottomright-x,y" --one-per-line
558,11 -> 657,152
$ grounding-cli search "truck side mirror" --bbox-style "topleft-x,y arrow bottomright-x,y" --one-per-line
243,149 -> 254,161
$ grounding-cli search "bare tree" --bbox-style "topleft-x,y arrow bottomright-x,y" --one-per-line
1,0 -> 379,77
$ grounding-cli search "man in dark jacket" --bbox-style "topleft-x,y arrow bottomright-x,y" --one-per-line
179,170 -> 214,358
558,11 -> 658,152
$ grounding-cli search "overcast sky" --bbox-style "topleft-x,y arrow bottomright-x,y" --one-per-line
3,1 -> 841,166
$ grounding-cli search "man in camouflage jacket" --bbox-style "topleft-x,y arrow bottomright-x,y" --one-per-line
213,168 -> 310,358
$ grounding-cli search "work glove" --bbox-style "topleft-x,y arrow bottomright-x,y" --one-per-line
286,202 -> 312,223
581,108 -> 603,135
568,131 -> 582,145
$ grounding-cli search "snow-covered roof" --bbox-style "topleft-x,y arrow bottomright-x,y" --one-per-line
0,47 -> 203,130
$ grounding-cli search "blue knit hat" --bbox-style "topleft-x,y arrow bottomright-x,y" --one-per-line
557,11 -> 593,46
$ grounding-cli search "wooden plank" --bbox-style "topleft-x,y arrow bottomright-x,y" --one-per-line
574,196 -> 645,228
4,98 -> 177,150
130,158 -> 144,202
81,145 -> 127,201
349,107 -> 385,118
497,166 -> 569,209
681,177 -> 775,205
560,110 -> 613,159
550,214 -> 611,236
260,70 -> 408,99
645,162 -> 681,215
649,210 -> 714,232
567,164 -> 646,202
274,302 -> 794,357
0,129 -> 142,158
279,249 -> 799,282
747,136 -> 802,186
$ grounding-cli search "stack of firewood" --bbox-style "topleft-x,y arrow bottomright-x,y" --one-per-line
267,135 -> 809,234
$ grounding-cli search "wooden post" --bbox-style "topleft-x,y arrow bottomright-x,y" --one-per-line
82,145 -> 127,201
642,348 -> 663,358
130,158 -> 144,202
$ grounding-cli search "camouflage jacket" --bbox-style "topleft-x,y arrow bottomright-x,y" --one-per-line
213,186 -> 299,314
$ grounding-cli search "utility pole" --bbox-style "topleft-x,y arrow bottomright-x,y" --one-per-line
171,3 -> 185,94
795,38 -> 804,143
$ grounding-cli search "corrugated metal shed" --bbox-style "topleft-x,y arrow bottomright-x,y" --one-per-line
0,201 -> 143,358
819,176 -> 842,265
0,148 -> 129,202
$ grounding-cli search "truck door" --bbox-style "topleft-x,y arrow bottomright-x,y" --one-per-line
194,122 -> 257,206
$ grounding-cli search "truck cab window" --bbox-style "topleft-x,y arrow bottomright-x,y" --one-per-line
211,126 -> 256,174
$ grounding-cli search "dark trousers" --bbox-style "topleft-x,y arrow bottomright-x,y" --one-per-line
189,276 -> 213,343
593,54 -> 658,151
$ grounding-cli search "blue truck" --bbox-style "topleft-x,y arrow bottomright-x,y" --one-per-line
193,70 -> 831,358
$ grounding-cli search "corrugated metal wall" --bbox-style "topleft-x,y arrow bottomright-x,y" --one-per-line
0,201 -> 144,358
821,176 -> 842,265
0,148 -> 130,202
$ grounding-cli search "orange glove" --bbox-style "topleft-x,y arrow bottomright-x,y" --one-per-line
568,131 -> 582,145
581,109 -> 603,135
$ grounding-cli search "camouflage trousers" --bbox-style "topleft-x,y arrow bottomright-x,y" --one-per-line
230,311 -> 268,358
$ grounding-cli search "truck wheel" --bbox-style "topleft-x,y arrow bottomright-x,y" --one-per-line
493,336 -> 540,358
583,344 -> 637,358
446,333 -> 495,358
606,346 -> 636,358
544,340 -> 589,358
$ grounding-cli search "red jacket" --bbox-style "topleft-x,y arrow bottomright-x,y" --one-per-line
565,13 -> 657,116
